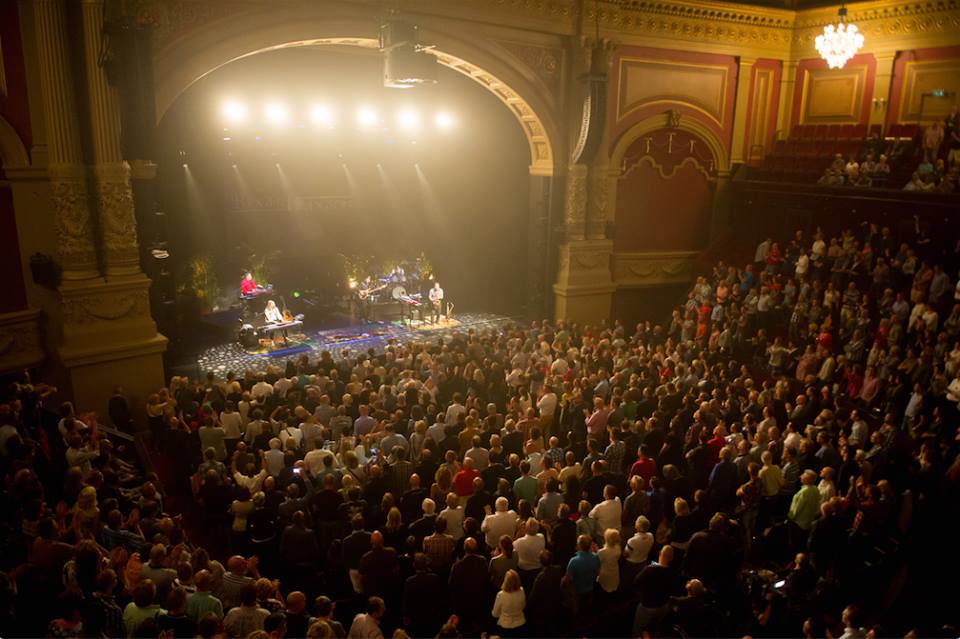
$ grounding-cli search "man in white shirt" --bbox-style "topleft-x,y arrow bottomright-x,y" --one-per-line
444,394 -> 466,425
426,416 -> 446,445
252,376 -> 274,402
274,376 -> 295,398
264,438 -> 285,476
537,385 -> 558,435
480,497 -> 519,548
589,485 -> 622,534
848,410 -> 869,448
428,282 -> 444,324
464,440 -> 490,471
513,518 -> 546,571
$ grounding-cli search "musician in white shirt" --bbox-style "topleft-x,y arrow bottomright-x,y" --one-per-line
264,300 -> 283,323
428,282 -> 444,323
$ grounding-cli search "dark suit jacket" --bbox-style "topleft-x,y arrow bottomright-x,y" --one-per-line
409,514 -> 437,544
342,530 -> 372,569
402,571 -> 446,633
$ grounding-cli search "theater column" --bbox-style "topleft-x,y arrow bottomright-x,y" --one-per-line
730,57 -> 756,166
869,53 -> 897,131
56,0 -> 166,423
553,163 -> 615,324
32,0 -> 98,280
775,60 -> 798,141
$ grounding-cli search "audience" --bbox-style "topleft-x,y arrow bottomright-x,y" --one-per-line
1,215 -> 960,638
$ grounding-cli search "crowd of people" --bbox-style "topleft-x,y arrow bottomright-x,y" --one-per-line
2,217 -> 960,638
814,105 -> 960,193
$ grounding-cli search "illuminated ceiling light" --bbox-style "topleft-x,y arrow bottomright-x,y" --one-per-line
310,105 -> 335,128
264,102 -> 290,126
397,109 -> 419,130
435,112 -> 455,130
356,108 -> 379,128
222,100 -> 248,123
816,5 -> 864,70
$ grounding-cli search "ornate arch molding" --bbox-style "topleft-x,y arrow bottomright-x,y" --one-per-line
609,113 -> 729,176
149,11 -> 558,175
0,115 -> 30,169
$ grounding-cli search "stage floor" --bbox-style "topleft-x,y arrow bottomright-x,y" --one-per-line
193,312 -> 515,375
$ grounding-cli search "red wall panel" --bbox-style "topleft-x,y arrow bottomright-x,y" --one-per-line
0,1 -> 33,153
615,129 -> 715,253
0,185 -> 27,313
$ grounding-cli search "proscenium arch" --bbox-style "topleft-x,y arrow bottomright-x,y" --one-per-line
148,12 -> 558,176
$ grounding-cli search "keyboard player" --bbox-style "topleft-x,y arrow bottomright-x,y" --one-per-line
264,300 -> 284,324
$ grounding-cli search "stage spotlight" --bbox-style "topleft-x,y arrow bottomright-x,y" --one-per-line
222,100 -> 248,123
311,105 -> 335,128
264,102 -> 289,126
356,108 -> 379,128
292,291 -> 301,299
397,109 -> 419,130
435,112 -> 455,130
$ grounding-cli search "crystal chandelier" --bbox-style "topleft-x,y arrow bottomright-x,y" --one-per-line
815,5 -> 864,70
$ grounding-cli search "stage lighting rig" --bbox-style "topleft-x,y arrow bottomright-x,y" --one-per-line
380,19 -> 438,89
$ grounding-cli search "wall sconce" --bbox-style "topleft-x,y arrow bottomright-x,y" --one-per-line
872,97 -> 887,111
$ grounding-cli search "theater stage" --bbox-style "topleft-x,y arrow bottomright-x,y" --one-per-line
191,312 -> 514,375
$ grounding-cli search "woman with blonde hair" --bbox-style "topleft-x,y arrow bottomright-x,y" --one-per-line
597,528 -> 622,594
492,568 -> 526,634
383,507 -> 406,550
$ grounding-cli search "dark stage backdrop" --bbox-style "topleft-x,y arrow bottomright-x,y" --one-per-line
157,47 -> 531,317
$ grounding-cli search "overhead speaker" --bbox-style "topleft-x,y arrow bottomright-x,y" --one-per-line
380,20 -> 438,89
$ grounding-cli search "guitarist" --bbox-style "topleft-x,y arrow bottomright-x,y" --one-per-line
428,281 -> 444,324
357,276 -> 377,323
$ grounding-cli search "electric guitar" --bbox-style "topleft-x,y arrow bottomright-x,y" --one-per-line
358,283 -> 387,300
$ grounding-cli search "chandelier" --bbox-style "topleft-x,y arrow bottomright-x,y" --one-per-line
815,5 -> 864,70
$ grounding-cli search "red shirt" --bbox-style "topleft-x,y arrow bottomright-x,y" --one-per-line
453,468 -> 479,497
241,277 -> 257,295
629,456 -> 656,484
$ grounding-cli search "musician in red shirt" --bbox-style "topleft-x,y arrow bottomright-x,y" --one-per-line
240,272 -> 257,296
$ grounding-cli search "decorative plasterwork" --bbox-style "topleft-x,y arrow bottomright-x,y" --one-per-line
0,309 -> 44,372
612,251 -> 698,287
555,239 -> 615,289
623,155 -> 713,181
791,0 -> 960,50
500,41 -> 563,92
61,288 -> 152,327
48,165 -> 98,278
93,163 -> 142,274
